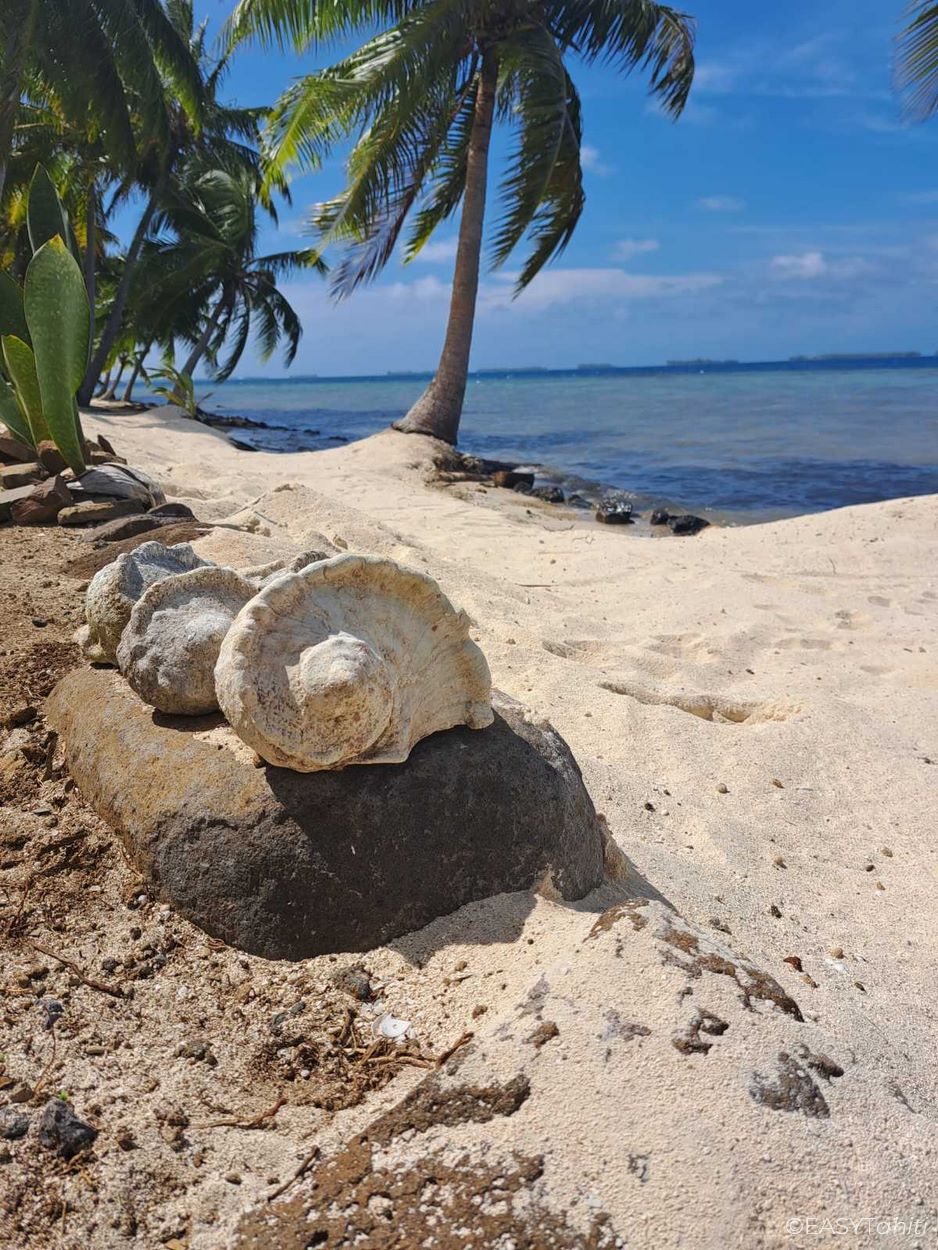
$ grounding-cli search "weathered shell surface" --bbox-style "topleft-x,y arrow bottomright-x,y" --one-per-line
82,541 -> 211,664
240,548 -> 333,589
117,567 -> 256,715
215,554 -> 493,771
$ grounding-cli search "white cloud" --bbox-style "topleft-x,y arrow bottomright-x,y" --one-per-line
769,251 -> 874,280
408,238 -> 458,263
697,195 -> 746,213
484,267 -> 722,312
581,145 -> 613,176
612,238 -> 660,261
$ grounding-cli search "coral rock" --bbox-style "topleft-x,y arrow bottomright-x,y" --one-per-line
82,541 -> 211,664
118,567 -> 256,714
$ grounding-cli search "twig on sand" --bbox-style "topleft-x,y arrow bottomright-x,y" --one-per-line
31,942 -> 125,998
197,1095 -> 287,1130
4,876 -> 35,939
436,1030 -> 474,1067
266,1144 -> 321,1203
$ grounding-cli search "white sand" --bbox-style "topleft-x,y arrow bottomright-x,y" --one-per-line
82,404 -> 938,1247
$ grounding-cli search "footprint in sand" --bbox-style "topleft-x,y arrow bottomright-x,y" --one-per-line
597,679 -> 799,724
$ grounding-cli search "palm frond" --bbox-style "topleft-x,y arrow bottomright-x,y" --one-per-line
898,1 -> 938,120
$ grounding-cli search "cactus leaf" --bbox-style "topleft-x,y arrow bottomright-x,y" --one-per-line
0,376 -> 34,448
2,335 -> 51,445
24,236 -> 89,474
0,272 -> 29,344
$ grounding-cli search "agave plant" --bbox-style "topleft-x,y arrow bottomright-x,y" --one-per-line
0,165 -> 91,474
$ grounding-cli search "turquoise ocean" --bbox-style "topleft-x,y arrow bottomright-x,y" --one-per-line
202,357 -> 938,524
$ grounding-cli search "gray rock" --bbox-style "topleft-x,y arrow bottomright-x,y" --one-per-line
0,1109 -> 29,1140
38,1099 -> 97,1158
46,667 -> 606,960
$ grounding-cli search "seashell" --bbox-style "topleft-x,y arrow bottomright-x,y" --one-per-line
82,541 -> 211,664
117,567 -> 257,715
239,548 -> 333,589
214,554 -> 493,771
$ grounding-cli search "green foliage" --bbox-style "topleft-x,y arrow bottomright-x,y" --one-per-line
24,236 -> 90,474
898,2 -> 938,121
147,362 -> 200,415
0,272 -> 29,343
1,334 -> 50,444
0,167 -> 89,472
231,0 -> 696,296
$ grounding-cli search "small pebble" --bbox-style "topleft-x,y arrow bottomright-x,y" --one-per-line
716,783 -> 729,794
769,904 -> 782,918
829,946 -> 845,959
773,856 -> 787,869
225,1173 -> 242,1185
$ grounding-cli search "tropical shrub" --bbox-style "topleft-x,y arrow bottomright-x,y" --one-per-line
0,166 -> 90,474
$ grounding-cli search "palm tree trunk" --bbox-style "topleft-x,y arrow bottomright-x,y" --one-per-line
102,357 -> 127,400
393,50 -> 498,445
122,343 -> 151,403
78,172 -> 166,405
180,291 -> 228,380
84,181 -> 97,344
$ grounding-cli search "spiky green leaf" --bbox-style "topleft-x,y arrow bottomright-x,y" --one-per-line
1,336 -> 52,445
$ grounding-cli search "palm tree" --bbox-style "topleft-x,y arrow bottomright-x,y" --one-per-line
0,0 -> 203,202
230,0 -> 695,444
77,0 -> 279,403
145,166 -> 322,390
897,2 -> 938,119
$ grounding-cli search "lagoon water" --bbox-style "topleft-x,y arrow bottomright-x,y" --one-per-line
204,358 -> 938,524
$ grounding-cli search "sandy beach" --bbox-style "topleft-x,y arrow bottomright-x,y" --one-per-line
2,404 -> 937,1249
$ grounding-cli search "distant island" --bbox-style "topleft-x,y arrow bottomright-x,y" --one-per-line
666,358 -> 741,366
789,352 -> 923,362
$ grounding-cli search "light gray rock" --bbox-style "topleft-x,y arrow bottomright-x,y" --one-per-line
81,540 -> 212,664
117,566 -> 256,714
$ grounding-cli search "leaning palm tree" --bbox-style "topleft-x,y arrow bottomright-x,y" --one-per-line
897,1 -> 938,120
147,166 -> 322,389
230,0 -> 696,444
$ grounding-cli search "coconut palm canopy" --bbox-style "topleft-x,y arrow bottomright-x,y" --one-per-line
230,0 -> 696,442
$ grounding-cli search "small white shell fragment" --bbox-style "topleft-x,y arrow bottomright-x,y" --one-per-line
117,566 -> 256,715
214,554 -> 493,771
82,541 -> 212,664
374,1013 -> 411,1040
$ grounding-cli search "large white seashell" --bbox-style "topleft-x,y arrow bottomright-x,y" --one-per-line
82,541 -> 211,664
117,567 -> 256,715
214,554 -> 494,771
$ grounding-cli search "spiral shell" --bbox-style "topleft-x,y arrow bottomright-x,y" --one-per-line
117,567 -> 256,715
214,554 -> 493,771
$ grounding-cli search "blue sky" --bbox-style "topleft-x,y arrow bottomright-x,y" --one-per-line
190,0 -> 938,375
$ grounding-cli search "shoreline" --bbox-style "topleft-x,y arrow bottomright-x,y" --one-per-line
2,403 -> 937,1248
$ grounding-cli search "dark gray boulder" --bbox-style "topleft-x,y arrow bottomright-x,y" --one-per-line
46,668 -> 605,960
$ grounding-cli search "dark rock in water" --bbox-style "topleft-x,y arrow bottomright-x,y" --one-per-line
667,513 -> 709,536
512,481 -> 532,494
531,486 -> 565,504
46,669 -> 607,961
493,470 -> 535,490
229,438 -> 258,452
0,1109 -> 29,1140
58,499 -> 144,526
650,509 -> 671,526
10,475 -> 71,526
595,498 -> 634,525
38,1099 -> 97,1158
